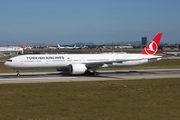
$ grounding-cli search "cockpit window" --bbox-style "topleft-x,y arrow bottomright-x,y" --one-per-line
6,60 -> 12,62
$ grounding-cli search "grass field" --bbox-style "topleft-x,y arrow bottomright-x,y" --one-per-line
0,78 -> 180,120
0,59 -> 180,73
0,58 -> 180,119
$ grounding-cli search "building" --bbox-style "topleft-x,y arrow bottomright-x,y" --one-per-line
141,37 -> 147,46
0,46 -> 23,56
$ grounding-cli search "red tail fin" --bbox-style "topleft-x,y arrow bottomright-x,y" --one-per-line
140,32 -> 162,55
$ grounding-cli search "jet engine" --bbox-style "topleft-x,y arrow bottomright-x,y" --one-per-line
69,64 -> 87,74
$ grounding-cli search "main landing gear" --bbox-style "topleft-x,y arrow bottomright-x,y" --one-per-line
85,68 -> 100,76
92,68 -> 100,76
93,72 -> 100,76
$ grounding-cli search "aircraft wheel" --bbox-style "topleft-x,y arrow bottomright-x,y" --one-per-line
94,72 -> 100,76
84,70 -> 91,75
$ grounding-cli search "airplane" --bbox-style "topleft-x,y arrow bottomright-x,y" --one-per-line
4,32 -> 163,76
161,48 -> 180,56
66,44 -> 77,49
48,46 -> 58,50
57,44 -> 82,50
57,44 -> 65,49
73,45 -> 82,49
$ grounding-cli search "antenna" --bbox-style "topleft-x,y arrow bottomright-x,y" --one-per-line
120,42 -> 124,52
112,42 -> 114,53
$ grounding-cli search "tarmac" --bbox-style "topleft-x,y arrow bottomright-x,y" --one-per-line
0,68 -> 180,84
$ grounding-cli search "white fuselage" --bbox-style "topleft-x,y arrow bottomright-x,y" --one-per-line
4,53 -> 161,70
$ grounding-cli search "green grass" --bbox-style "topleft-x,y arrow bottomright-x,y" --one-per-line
1,59 -> 180,73
0,78 -> 180,120
131,58 -> 180,69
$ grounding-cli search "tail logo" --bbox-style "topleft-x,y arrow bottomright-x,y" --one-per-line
145,41 -> 158,55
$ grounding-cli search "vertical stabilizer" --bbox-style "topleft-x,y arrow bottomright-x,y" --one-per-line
140,33 -> 162,55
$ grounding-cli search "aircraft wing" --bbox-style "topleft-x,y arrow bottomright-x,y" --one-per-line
84,55 -> 162,68
84,58 -> 144,68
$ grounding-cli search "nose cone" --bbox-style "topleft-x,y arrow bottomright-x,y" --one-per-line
4,61 -> 7,66
4,59 -> 13,68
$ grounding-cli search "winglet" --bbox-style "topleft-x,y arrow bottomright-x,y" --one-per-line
140,32 -> 162,55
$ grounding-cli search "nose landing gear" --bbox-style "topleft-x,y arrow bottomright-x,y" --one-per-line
15,69 -> 20,76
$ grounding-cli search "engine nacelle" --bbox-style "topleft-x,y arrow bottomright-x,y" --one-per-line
69,64 -> 87,74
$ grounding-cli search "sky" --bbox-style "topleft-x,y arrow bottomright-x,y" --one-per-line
0,0 -> 180,45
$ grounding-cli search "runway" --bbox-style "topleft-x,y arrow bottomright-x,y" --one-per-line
0,68 -> 180,84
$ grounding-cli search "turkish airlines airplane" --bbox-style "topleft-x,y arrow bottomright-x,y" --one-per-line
4,33 -> 162,76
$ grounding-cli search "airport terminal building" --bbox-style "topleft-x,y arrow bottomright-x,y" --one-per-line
0,46 -> 23,56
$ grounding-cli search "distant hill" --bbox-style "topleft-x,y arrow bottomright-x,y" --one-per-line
74,42 -> 96,46
74,41 -> 166,46
75,41 -> 141,46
